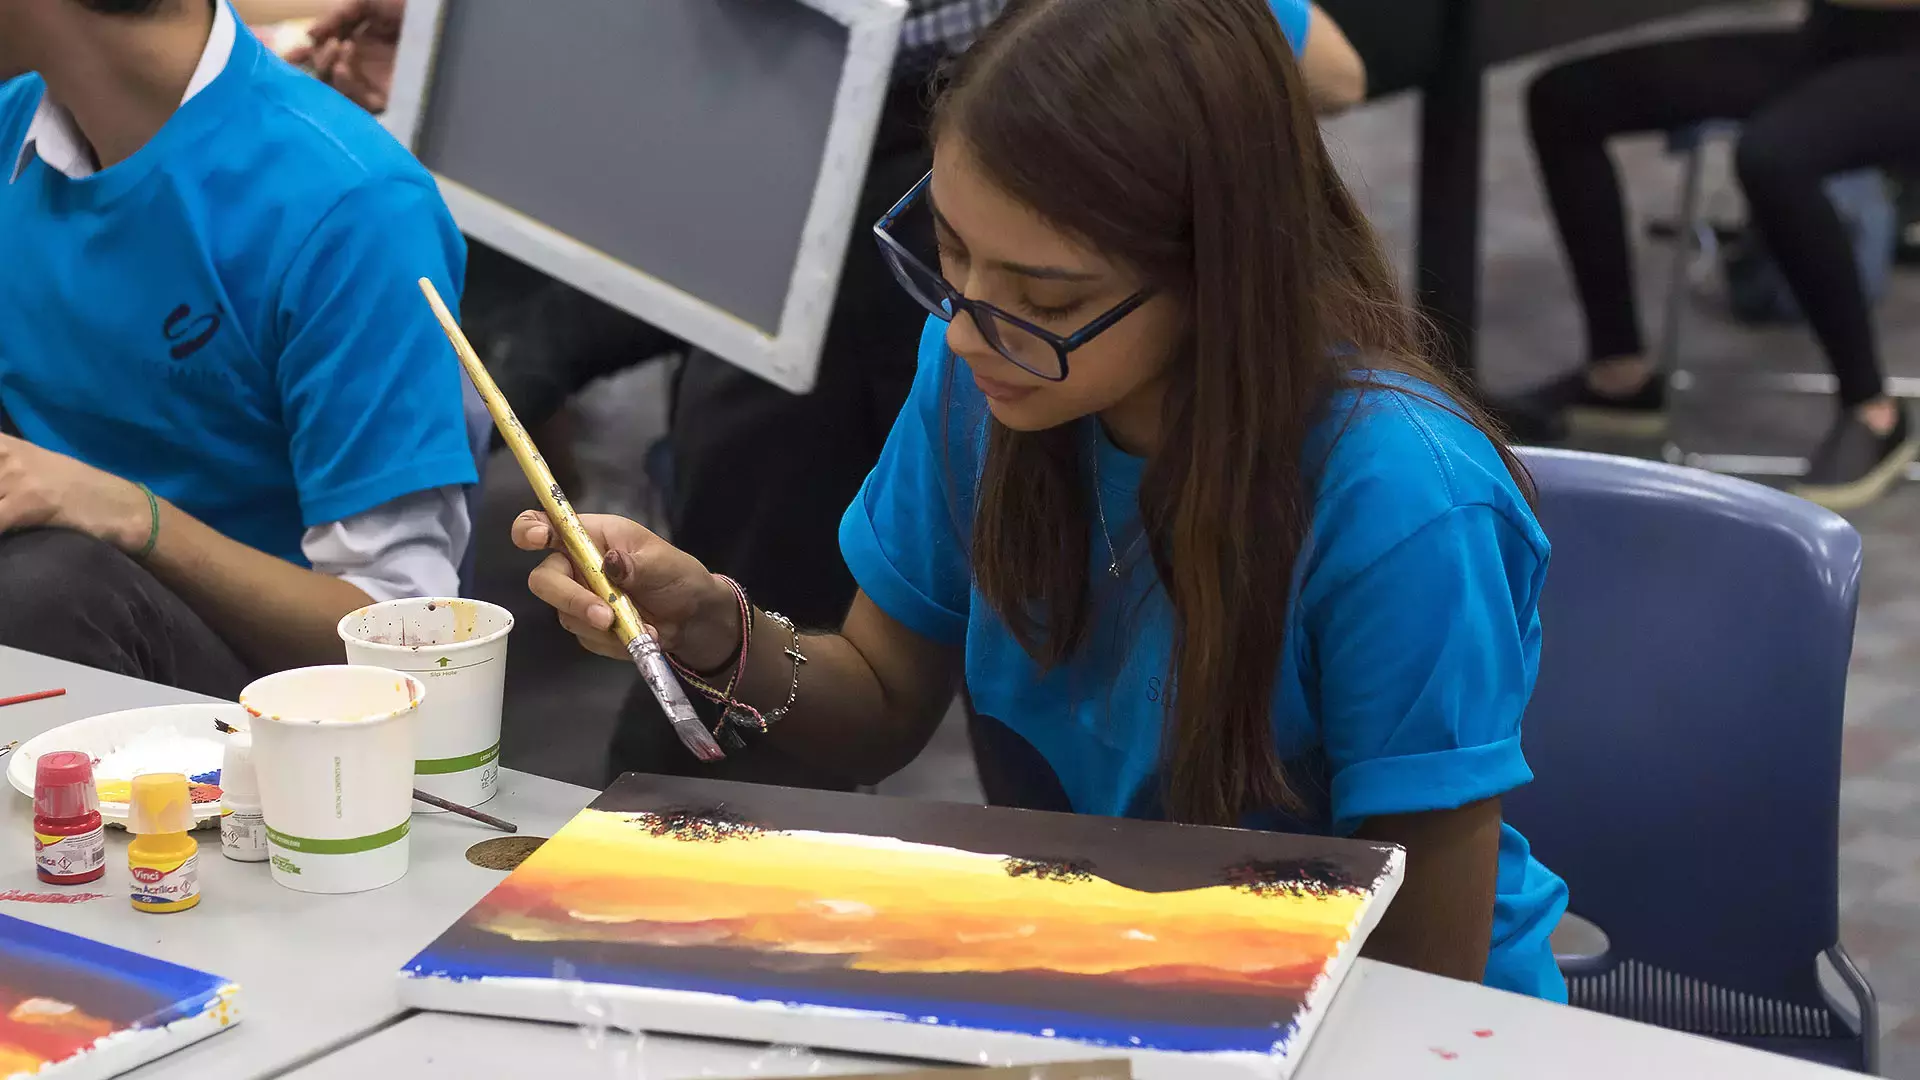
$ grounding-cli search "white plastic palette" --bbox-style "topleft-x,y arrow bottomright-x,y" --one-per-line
6,703 -> 246,830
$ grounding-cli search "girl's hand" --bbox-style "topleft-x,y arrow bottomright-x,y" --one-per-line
511,511 -> 741,669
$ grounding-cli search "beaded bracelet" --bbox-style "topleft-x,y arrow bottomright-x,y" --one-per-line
668,575 -> 752,707
665,577 -> 806,745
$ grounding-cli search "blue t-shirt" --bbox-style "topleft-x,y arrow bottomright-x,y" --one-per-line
0,26 -> 476,565
1268,0 -> 1312,51
841,318 -> 1570,1000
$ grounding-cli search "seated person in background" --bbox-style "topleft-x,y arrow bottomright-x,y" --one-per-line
517,0 -> 1565,997
1505,0 -> 1920,510
0,0 -> 477,698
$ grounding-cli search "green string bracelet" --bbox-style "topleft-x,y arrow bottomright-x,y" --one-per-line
134,483 -> 159,560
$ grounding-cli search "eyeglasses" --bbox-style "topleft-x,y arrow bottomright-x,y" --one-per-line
871,171 -> 1152,382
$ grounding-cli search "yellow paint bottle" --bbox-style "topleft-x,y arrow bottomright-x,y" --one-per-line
128,773 -> 201,913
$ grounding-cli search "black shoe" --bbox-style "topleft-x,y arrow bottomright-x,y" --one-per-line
1519,370 -> 1668,439
1792,407 -> 1920,511
1485,395 -> 1568,445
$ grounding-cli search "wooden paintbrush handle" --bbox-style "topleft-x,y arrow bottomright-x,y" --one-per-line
419,279 -> 646,646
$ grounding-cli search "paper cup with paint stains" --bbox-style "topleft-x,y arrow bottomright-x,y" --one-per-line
338,598 -> 513,809
240,666 -> 422,894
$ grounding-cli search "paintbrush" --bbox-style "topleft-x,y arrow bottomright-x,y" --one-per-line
0,741 -> 17,764
418,278 -> 725,762
410,788 -> 518,833
215,720 -> 518,833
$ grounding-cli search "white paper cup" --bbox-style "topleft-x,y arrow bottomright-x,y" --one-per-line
337,598 -> 513,809
240,666 -> 422,894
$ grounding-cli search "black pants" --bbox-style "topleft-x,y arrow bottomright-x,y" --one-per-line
0,529 -> 252,699
607,71 -> 938,788
1528,4 -> 1920,407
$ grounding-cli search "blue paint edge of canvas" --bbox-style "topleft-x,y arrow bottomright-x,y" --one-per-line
0,912 -> 234,1031
401,947 -> 1296,1056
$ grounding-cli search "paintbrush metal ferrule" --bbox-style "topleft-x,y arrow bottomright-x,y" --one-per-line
629,636 -> 725,762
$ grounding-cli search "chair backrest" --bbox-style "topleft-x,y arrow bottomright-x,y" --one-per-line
1507,449 -> 1861,1024
458,376 -> 492,597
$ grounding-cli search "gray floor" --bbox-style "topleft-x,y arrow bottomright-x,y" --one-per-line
474,4 -> 1920,1073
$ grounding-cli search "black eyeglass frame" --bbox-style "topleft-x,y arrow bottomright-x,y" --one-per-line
871,170 -> 1153,382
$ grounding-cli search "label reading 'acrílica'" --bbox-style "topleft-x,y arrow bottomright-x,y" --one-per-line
130,852 -> 200,910
35,827 -> 105,881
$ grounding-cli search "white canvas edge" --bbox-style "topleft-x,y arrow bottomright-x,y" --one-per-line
395,845 -> 1403,1080
397,971 -> 1284,1080
1277,844 -> 1405,1074
33,982 -> 240,1080
380,0 -> 908,395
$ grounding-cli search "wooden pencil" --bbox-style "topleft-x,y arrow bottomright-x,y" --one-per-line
0,688 -> 65,709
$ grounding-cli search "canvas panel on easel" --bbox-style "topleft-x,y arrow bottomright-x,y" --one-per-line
398,776 -> 1402,1079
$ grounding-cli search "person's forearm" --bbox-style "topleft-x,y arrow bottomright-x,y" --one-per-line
1303,6 -> 1367,113
139,498 -> 374,674
704,603 -> 957,783
1355,798 -> 1501,982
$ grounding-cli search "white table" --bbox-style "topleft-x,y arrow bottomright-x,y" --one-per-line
0,648 -> 1858,1079
0,648 -> 593,1079
281,960 -> 1859,1080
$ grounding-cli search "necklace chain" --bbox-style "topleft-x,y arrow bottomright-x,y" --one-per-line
1090,450 -> 1143,578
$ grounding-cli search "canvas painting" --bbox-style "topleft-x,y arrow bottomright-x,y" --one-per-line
398,776 -> 1402,1079
0,914 -> 239,1079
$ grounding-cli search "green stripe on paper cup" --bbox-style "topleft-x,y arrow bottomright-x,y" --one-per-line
416,741 -> 501,775
266,820 -> 410,855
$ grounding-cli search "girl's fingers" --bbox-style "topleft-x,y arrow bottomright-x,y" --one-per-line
510,510 -> 553,551
527,553 -> 613,630
556,615 -> 626,660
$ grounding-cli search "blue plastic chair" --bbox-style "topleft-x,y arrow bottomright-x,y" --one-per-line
1508,448 -> 1878,1073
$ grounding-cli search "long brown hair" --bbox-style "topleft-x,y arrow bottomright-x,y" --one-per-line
936,0 -> 1529,826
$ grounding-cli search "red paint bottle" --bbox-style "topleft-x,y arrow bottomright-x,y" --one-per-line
34,751 -> 105,885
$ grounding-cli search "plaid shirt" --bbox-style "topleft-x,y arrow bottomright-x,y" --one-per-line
900,0 -> 1007,56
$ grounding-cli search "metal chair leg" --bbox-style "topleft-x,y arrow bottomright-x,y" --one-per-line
1665,447 -> 1920,481
1825,943 -> 1882,1076
1657,144 -> 1711,381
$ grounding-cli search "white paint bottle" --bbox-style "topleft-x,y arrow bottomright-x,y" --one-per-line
219,733 -> 268,863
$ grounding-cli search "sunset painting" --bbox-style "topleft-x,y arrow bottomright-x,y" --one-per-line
400,776 -> 1400,1079
0,914 -> 239,1080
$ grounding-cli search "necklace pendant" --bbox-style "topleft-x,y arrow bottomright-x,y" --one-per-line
1107,560 -> 1121,578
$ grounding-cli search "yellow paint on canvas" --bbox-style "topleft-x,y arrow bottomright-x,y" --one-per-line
470,809 -> 1365,992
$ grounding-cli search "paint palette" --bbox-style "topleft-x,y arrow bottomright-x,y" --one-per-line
5,704 -> 242,831
0,913 -> 241,1079
400,775 -> 1404,1079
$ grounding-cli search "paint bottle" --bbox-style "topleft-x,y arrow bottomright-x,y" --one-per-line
218,734 -> 267,863
33,751 -> 105,885
128,773 -> 200,913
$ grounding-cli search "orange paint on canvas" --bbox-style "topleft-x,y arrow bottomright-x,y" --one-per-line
462,809 -> 1364,995
0,992 -> 115,1073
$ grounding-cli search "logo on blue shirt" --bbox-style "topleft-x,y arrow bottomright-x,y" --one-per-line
163,303 -> 222,361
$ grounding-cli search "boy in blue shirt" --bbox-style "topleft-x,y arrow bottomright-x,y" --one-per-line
0,0 -> 477,697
